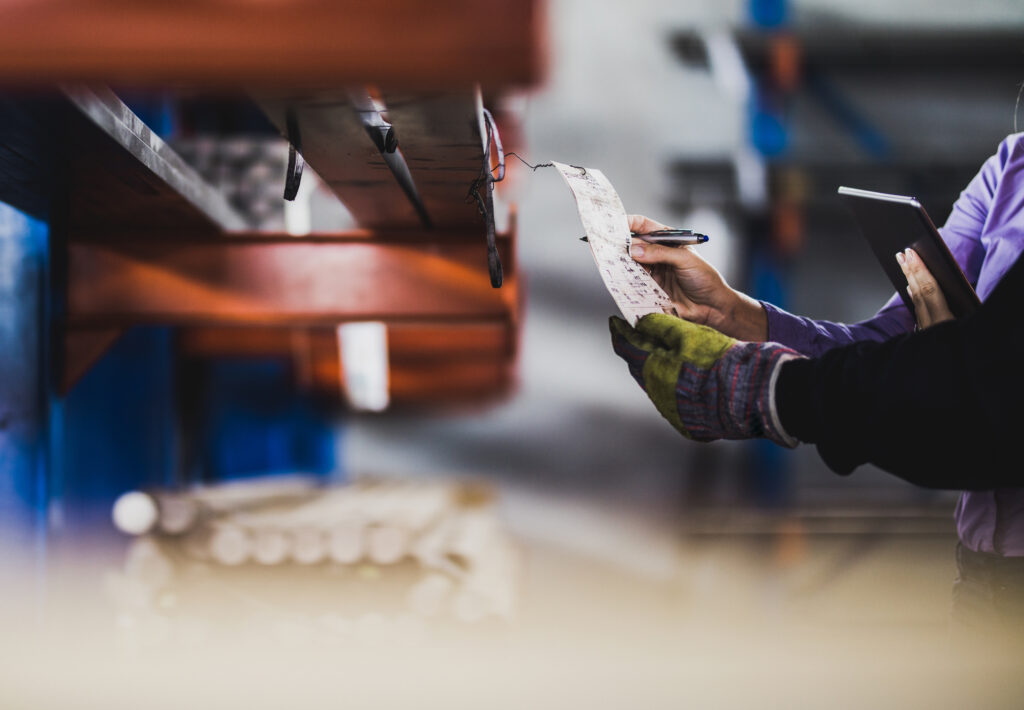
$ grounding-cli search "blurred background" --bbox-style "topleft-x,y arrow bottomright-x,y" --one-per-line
2,0 -> 1024,707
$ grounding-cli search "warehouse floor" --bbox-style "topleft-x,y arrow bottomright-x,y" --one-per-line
3,490 -> 1021,709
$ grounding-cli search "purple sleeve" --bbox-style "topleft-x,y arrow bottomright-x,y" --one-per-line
763,299 -> 913,357
761,138 -> 1004,358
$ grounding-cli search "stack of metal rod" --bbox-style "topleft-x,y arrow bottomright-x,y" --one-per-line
107,476 -> 520,645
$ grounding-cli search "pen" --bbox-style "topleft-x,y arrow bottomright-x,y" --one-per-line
579,229 -> 710,246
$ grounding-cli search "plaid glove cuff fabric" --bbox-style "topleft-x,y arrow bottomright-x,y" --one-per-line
610,313 -> 801,446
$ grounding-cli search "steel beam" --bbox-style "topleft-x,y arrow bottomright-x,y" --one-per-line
177,322 -> 517,406
179,322 -> 516,362
256,92 -> 425,229
0,0 -> 543,88
381,89 -> 488,229
68,232 -> 517,327
0,87 -> 246,230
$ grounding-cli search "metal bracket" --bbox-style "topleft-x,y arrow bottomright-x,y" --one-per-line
468,107 -> 505,288
283,109 -> 304,201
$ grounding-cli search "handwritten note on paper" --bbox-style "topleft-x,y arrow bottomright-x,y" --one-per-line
553,162 -> 677,325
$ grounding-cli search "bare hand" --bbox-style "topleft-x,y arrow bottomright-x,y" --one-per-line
627,214 -> 768,341
897,248 -> 954,329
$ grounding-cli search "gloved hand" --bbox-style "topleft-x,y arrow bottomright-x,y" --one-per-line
610,313 -> 802,446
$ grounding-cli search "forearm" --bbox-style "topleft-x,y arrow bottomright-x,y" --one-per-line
762,298 -> 914,357
709,289 -> 768,342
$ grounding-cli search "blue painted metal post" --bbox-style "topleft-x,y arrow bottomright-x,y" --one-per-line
744,0 -> 796,508
59,327 -> 178,527
0,201 -> 50,593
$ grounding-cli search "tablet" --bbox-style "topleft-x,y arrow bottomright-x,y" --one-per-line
837,186 -> 980,319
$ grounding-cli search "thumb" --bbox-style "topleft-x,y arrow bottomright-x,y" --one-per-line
627,213 -> 670,235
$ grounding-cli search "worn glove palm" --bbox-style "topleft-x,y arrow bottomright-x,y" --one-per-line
610,313 -> 800,446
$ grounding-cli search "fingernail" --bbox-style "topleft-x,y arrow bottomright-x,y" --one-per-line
631,244 -> 645,258
896,252 -> 905,266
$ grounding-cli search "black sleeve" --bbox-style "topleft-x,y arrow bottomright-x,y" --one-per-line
775,252 -> 1024,490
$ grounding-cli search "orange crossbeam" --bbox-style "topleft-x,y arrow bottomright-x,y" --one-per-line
314,354 -> 515,406
180,323 -> 516,362
0,0 -> 544,88
177,323 -> 517,406
68,232 -> 517,327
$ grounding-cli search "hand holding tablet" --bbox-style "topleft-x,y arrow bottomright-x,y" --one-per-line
838,186 -> 981,320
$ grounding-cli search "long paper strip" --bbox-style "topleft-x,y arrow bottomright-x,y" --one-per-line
553,161 -> 676,324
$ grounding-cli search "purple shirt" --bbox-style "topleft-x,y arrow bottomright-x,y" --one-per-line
763,133 -> 1024,556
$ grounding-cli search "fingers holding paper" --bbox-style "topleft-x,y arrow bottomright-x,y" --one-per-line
626,214 -> 768,342
627,214 -> 730,323
897,248 -> 954,329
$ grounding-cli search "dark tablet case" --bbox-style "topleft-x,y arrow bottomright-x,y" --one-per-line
838,186 -> 980,319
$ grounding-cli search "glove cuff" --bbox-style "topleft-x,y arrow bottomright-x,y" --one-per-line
765,352 -> 801,448
712,341 -> 803,445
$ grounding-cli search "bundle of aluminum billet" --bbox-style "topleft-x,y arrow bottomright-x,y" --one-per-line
109,476 -> 519,630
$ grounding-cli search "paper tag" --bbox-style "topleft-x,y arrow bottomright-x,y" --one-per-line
552,162 -> 676,325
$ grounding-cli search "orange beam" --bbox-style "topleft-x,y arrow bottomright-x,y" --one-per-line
179,322 -> 516,362
312,355 -> 514,405
177,323 -> 518,405
388,322 -> 517,363
0,0 -> 544,88
389,361 -> 514,399
68,232 -> 517,327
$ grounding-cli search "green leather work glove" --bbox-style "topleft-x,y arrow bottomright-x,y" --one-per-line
609,313 -> 801,445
